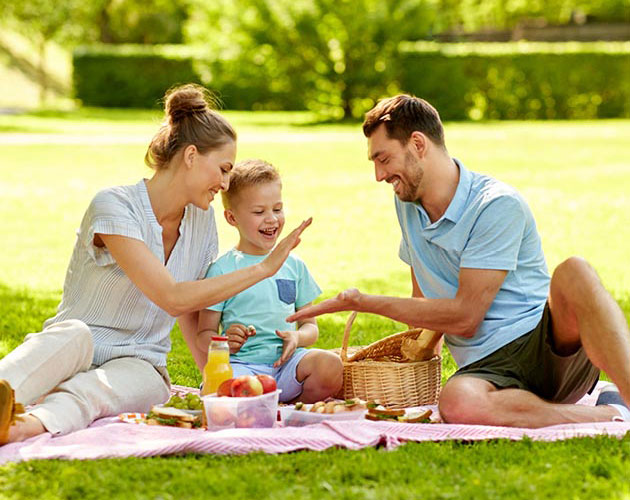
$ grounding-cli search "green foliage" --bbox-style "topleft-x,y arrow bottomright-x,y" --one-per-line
73,45 -> 200,107
186,0 -> 434,119
71,41 -> 630,120
0,0 -> 191,46
401,41 -> 630,120
0,0 -> 88,43
0,0 -> 92,104
429,0 -> 630,31
93,0 -> 190,44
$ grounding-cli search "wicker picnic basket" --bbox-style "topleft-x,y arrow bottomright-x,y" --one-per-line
336,312 -> 441,409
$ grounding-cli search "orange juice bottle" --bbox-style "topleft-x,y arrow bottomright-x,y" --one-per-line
201,336 -> 233,396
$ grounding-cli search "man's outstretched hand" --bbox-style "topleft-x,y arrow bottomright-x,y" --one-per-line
286,288 -> 362,322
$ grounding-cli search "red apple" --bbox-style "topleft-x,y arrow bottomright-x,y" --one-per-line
236,405 -> 274,428
230,375 -> 263,397
217,378 -> 234,397
208,404 -> 235,426
256,374 -> 277,394
235,409 -> 257,428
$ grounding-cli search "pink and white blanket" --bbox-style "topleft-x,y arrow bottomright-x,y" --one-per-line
1,382 -> 628,464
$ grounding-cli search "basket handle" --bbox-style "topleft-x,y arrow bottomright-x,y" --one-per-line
340,311 -> 358,362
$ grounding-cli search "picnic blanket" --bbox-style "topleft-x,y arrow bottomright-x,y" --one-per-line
1,382 -> 628,464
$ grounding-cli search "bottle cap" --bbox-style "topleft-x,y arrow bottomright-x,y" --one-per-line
211,336 -> 228,341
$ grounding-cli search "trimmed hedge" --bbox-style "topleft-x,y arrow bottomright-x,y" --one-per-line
73,42 -> 630,120
399,42 -> 630,120
72,44 -> 302,110
73,45 -> 200,108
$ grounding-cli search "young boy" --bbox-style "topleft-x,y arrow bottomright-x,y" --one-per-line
196,159 -> 343,403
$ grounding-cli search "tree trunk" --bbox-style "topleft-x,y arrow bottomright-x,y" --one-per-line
341,81 -> 353,119
98,2 -> 115,43
38,37 -> 47,107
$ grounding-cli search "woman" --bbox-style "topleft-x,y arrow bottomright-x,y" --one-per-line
0,84 -> 311,445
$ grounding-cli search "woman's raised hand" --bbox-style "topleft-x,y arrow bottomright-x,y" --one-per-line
262,217 -> 312,277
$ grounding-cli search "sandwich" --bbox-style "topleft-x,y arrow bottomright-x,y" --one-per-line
365,404 -> 432,423
146,406 -> 201,428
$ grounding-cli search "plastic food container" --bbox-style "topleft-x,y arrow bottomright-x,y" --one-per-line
202,390 -> 280,431
279,406 -> 367,427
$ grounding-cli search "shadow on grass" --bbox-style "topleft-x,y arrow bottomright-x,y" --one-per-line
0,281 -> 202,387
0,283 -> 60,358
27,107 -> 161,122
0,39 -> 68,96
0,123 -> 59,133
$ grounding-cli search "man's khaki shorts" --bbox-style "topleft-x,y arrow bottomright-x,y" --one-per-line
452,303 -> 599,403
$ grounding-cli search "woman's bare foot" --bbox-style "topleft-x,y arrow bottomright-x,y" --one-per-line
1,379 -> 46,445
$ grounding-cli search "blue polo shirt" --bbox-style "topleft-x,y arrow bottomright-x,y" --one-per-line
396,160 -> 550,368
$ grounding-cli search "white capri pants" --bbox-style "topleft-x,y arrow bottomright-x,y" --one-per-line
0,319 -> 170,435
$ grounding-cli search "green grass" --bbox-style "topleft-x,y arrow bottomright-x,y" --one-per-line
1,436 -> 629,500
1,110 -> 630,498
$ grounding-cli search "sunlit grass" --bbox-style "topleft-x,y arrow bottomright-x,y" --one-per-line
1,111 -> 629,496
2,112 -> 629,297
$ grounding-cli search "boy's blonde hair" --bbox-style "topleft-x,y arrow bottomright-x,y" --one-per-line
222,159 -> 281,209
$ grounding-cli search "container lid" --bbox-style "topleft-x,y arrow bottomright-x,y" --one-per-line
211,336 -> 228,341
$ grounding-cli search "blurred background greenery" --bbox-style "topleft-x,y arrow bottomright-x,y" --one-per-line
0,0 -> 629,120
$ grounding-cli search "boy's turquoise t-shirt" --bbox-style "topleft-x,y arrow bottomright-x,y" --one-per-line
205,249 -> 321,364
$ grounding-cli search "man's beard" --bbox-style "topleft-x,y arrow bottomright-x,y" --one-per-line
396,151 -> 424,202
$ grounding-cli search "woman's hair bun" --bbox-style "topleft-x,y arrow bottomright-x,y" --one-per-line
164,84 -> 217,125
145,83 -> 236,171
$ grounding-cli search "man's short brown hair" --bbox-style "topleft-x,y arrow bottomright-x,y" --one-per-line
362,94 -> 445,148
222,159 -> 281,209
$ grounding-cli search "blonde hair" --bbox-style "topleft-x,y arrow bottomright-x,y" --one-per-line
222,159 -> 281,209
145,83 -> 236,170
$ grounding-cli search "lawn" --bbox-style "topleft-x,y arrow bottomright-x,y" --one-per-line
1,109 -> 629,499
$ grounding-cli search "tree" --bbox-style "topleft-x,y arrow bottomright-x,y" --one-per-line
0,0 -> 90,104
187,0 -> 435,119
1,0 -> 191,105
430,0 -> 630,32
94,0 -> 190,44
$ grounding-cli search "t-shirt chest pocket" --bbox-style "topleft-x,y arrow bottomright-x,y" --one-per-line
276,279 -> 296,305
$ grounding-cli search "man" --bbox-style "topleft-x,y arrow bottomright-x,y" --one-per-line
288,94 -> 630,428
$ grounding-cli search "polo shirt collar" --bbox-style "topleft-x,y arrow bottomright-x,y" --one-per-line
442,158 -> 471,223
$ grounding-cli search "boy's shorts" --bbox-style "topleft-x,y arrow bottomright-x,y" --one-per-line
452,303 -> 599,404
231,348 -> 324,402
